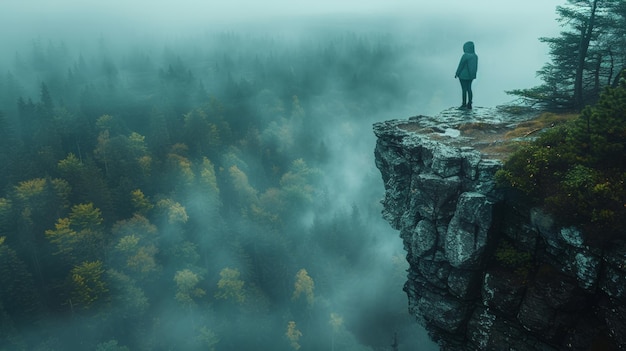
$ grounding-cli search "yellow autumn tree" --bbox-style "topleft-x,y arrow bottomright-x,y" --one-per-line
114,234 -> 159,278
285,321 -> 302,351
46,217 -> 75,257
57,153 -> 84,178
70,260 -> 108,310
45,202 -> 105,264
292,268 -> 315,307
174,269 -> 205,308
166,144 -> 195,189
69,203 -> 103,230
14,178 -> 70,228
329,312 -> 344,332
329,312 -> 344,351
110,215 -> 160,279
111,214 -> 158,243
156,198 -> 189,224
130,189 -> 153,216
214,267 -> 246,304
228,165 -> 259,209
194,157 -> 221,220
199,157 -> 219,196
253,187 -> 285,226
196,325 -> 219,351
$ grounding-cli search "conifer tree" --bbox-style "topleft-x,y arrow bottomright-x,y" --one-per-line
106,269 -> 149,319
0,112 -> 18,189
508,0 -> 625,109
0,236 -> 40,321
498,79 -> 626,242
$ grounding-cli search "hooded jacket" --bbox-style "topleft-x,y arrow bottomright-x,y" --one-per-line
455,41 -> 478,80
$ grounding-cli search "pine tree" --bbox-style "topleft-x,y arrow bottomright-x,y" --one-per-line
508,0 -> 625,109
0,112 -> 19,189
0,237 -> 41,322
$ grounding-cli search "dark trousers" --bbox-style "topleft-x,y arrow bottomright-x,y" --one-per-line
459,79 -> 473,105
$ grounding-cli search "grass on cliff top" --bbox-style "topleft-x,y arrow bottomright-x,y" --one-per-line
503,112 -> 578,139
470,112 -> 578,158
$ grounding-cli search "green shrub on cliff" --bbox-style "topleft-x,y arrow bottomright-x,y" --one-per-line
497,78 -> 626,244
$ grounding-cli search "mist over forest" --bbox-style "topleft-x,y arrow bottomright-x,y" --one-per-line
0,2 -> 562,350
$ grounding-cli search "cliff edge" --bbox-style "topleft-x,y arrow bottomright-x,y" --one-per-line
374,107 -> 626,350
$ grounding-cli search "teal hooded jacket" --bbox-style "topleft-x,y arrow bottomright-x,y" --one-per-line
455,41 -> 478,80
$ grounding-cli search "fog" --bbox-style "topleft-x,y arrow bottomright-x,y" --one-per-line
0,1 -> 563,350
1,1 -> 562,111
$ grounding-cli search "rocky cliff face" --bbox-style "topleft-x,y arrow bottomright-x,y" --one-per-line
373,108 -> 626,350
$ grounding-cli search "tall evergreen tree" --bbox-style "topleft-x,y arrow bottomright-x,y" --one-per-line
0,111 -> 19,189
0,237 -> 41,323
508,0 -> 625,109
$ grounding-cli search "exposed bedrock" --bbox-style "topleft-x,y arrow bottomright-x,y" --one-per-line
374,111 -> 625,350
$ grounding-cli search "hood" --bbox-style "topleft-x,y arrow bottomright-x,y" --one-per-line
463,41 -> 475,54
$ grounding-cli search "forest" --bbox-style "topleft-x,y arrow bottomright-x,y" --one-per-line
0,31 -> 428,350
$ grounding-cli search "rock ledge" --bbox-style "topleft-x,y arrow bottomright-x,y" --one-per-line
374,109 -> 626,350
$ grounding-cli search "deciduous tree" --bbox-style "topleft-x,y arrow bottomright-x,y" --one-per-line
130,189 -> 154,217
215,267 -> 246,304
286,320 -> 302,351
196,326 -> 219,351
292,268 -> 315,307
70,260 -> 108,310
156,198 -> 189,225
174,269 -> 205,308
110,215 -> 160,280
329,312 -> 344,351
45,203 -> 105,264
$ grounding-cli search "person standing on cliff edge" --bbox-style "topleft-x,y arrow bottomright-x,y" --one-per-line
455,41 -> 478,109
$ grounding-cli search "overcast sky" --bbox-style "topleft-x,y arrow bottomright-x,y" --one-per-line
2,1 -> 563,36
2,0 -> 563,17
0,0 -> 566,110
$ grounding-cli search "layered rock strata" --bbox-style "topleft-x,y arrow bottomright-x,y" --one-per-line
374,111 -> 626,350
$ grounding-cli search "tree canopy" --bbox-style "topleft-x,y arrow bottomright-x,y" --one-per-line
0,30 -> 414,351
